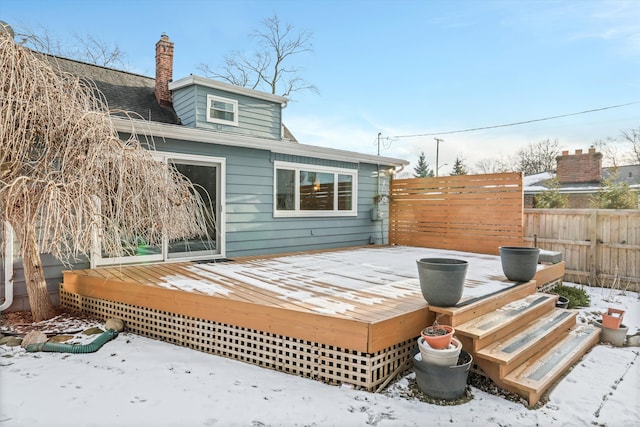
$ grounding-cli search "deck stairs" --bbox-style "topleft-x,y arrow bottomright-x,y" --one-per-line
428,280 -> 600,406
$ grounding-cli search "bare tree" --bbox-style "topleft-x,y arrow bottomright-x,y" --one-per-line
13,24 -> 64,56
593,127 -> 640,166
71,33 -> 128,68
593,137 -> 621,168
199,15 -> 317,98
515,139 -> 561,175
1,33 -> 209,321
620,127 -> 640,164
474,157 -> 514,174
13,23 -> 128,69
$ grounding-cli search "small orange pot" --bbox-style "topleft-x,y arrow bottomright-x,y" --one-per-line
602,308 -> 625,330
420,325 -> 455,349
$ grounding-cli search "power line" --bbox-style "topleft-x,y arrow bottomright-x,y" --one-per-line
392,101 -> 640,139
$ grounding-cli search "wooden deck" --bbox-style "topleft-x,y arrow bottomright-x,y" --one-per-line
60,245 -> 565,391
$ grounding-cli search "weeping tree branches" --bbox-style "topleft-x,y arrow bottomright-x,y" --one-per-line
0,34 -> 209,321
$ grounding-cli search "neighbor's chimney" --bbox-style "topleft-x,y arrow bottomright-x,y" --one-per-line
155,33 -> 174,107
556,148 -> 602,184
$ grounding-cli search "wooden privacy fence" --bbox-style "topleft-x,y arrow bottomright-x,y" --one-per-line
524,209 -> 640,291
389,173 -> 524,255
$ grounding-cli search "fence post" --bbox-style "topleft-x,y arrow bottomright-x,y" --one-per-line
589,210 -> 598,285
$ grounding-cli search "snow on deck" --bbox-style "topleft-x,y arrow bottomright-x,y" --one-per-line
156,246 -> 540,316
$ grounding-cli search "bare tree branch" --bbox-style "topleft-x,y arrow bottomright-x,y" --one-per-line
593,137 -> 620,168
71,33 -> 128,68
12,24 -> 128,69
620,127 -> 640,164
198,14 -> 317,99
14,24 -> 65,55
474,157 -> 515,174
515,139 -> 561,175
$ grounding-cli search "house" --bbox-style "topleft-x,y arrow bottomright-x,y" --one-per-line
1,34 -> 408,312
524,148 -> 640,208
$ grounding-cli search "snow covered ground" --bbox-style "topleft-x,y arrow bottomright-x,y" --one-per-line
1,283 -> 638,427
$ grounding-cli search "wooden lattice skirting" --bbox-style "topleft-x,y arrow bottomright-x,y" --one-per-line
60,287 -> 415,391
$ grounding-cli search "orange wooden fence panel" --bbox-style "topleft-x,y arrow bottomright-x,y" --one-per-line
389,172 -> 524,255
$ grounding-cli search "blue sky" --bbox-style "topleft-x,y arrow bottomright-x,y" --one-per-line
4,0 -> 640,173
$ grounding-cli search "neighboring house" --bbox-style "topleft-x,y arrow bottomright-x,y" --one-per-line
525,148 -> 640,208
1,34 -> 408,312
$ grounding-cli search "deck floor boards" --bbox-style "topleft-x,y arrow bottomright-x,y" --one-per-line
63,246 -> 563,353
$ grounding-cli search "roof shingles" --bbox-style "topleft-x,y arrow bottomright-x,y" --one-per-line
40,53 -> 180,124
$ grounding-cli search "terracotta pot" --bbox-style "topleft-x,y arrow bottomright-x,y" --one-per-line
420,325 -> 455,349
602,308 -> 625,330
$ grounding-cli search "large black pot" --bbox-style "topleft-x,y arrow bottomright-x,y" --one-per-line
413,350 -> 472,400
416,258 -> 468,307
499,246 -> 540,282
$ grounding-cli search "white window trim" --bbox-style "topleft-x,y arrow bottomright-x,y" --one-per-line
273,161 -> 358,218
206,94 -> 239,127
1,221 -> 15,311
92,152 -> 226,267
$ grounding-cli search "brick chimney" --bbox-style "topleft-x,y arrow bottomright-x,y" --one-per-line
155,33 -> 174,107
556,148 -> 602,184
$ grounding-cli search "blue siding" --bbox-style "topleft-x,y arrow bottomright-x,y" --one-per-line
155,137 -> 392,258
171,87 -> 196,127
172,85 -> 282,140
2,254 -> 89,312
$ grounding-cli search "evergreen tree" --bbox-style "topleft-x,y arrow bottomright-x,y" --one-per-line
591,171 -> 639,209
450,155 -> 469,176
413,151 -> 434,178
533,179 -> 568,208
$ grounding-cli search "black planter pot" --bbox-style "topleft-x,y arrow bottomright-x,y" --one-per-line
416,258 -> 468,307
499,246 -> 540,282
555,295 -> 569,309
413,350 -> 472,400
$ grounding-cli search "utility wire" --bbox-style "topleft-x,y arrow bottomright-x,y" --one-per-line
392,101 -> 640,139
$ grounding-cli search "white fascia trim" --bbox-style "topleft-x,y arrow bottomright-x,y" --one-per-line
112,117 -> 409,167
169,75 -> 288,106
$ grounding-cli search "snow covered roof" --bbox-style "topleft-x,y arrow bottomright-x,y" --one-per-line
525,166 -> 640,194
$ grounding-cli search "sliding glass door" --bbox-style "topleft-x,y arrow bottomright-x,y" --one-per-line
167,157 -> 222,260
94,153 -> 225,266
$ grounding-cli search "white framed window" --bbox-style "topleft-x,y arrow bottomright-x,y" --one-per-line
274,161 -> 358,217
206,94 -> 238,126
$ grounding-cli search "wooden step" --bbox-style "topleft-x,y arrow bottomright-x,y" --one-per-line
532,261 -> 565,289
455,293 -> 557,352
428,280 -> 537,327
474,308 -> 577,377
502,324 -> 600,407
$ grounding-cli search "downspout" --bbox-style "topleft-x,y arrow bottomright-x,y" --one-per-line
26,329 -> 119,353
0,221 -> 14,312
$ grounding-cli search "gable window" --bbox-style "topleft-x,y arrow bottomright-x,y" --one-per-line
206,94 -> 238,126
274,161 -> 357,217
